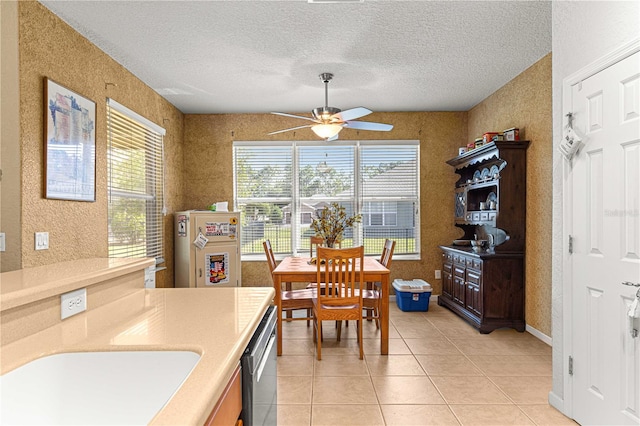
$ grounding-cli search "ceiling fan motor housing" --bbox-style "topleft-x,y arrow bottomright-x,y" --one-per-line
312,106 -> 341,122
268,71 -> 393,138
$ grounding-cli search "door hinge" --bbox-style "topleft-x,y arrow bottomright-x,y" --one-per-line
569,355 -> 574,376
568,235 -> 574,254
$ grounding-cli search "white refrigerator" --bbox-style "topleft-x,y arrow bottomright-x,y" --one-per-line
174,210 -> 241,288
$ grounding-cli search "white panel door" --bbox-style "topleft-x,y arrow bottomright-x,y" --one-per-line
570,50 -> 640,425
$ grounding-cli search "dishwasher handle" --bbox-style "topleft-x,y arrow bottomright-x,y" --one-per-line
255,330 -> 276,382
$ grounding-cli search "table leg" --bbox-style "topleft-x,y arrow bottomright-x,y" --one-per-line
380,275 -> 389,355
275,276 -> 283,356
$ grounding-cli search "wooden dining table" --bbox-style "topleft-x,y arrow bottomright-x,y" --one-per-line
271,255 -> 390,356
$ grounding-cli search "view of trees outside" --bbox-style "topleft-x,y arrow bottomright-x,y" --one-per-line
108,146 -> 148,257
235,143 -> 419,257
108,137 -> 162,259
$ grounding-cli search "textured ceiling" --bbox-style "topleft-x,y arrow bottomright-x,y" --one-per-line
40,0 -> 552,114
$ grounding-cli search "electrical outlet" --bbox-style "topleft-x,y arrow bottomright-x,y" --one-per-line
0,232 -> 5,252
435,269 -> 442,279
35,232 -> 49,250
61,288 -> 87,320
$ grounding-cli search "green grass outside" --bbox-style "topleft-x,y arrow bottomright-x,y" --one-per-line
241,225 -> 416,255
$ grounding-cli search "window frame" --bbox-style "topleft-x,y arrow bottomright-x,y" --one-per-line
106,99 -> 166,266
233,140 -> 420,261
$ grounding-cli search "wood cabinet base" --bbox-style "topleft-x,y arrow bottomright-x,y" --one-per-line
439,247 -> 525,334
437,293 -> 525,333
204,365 -> 242,426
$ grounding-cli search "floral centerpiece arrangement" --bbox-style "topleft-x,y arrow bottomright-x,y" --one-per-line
310,202 -> 362,248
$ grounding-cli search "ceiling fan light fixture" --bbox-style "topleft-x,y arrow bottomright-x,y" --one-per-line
311,123 -> 343,139
270,72 -> 392,138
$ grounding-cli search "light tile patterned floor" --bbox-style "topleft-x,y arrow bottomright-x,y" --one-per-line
277,296 -> 576,426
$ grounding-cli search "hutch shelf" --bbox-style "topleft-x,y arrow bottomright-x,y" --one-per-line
438,140 -> 529,333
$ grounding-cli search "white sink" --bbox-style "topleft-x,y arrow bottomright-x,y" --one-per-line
0,351 -> 200,425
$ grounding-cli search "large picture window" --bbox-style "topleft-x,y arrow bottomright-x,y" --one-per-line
107,99 -> 165,265
233,140 -> 419,258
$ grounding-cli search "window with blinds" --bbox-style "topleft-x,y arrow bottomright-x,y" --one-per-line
107,99 -> 165,264
233,140 -> 420,258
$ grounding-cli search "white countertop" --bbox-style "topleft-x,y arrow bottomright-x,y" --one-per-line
1,259 -> 274,425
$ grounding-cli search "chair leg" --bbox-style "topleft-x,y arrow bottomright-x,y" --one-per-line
365,307 -> 373,322
358,319 -> 363,359
336,320 -> 342,341
307,308 -> 311,327
374,306 -> 380,329
316,319 -> 323,360
313,317 -> 317,343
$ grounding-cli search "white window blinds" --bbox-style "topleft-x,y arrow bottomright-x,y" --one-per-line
234,143 -> 293,254
233,140 -> 420,257
360,143 -> 420,254
107,99 -> 165,264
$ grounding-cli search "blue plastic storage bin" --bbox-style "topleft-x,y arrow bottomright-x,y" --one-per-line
393,279 -> 432,312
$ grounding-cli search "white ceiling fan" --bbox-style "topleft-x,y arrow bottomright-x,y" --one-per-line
268,73 -> 393,141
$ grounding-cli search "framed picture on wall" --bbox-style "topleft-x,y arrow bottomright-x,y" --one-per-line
44,78 -> 96,202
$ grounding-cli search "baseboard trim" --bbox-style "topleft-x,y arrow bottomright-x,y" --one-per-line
526,324 -> 552,346
548,391 -> 566,414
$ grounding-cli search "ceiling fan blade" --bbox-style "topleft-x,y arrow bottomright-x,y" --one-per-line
271,112 -> 319,123
267,124 -> 313,135
344,121 -> 393,131
333,107 -> 372,122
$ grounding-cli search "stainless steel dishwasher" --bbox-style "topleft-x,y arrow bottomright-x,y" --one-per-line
240,305 -> 277,426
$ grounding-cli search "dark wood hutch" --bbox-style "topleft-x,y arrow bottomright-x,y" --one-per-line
438,140 -> 529,333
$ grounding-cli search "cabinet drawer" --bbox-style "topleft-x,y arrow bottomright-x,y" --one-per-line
454,265 -> 465,278
466,268 -> 482,285
472,259 -> 482,270
480,212 -> 489,221
443,262 -> 452,273
472,212 -> 481,221
443,252 -> 453,262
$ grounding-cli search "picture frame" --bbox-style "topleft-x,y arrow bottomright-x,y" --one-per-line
44,78 -> 96,201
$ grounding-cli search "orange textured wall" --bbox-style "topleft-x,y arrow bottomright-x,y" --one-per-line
17,1 -> 185,287
183,112 -> 467,291
467,54 -> 553,336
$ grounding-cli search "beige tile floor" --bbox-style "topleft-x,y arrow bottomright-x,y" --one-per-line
277,296 -> 577,426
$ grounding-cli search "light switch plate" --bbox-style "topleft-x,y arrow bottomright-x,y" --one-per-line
35,232 -> 49,250
61,288 -> 87,320
435,269 -> 442,279
0,232 -> 5,252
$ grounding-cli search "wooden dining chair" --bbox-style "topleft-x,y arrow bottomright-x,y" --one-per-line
363,239 -> 396,329
309,235 -> 324,258
263,240 -> 314,326
307,236 -> 341,295
312,246 -> 365,360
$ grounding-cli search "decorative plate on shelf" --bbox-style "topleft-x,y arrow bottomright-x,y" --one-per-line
486,191 -> 497,204
490,165 -> 500,177
480,167 -> 490,179
473,170 -> 481,181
